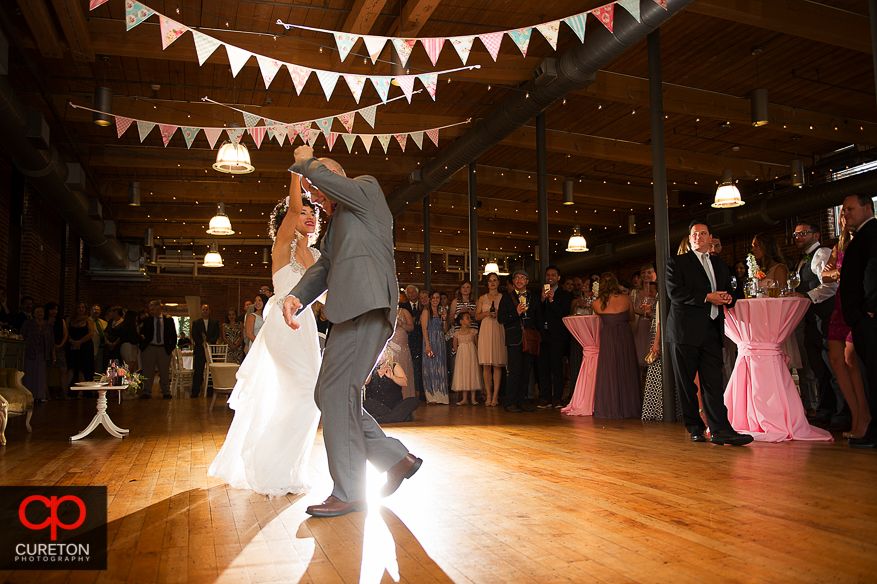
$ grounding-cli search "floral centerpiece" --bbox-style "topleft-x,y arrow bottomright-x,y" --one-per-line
591,280 -> 599,297
746,253 -> 765,280
96,364 -> 146,400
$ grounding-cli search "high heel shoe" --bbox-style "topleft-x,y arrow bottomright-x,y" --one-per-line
844,431 -> 866,440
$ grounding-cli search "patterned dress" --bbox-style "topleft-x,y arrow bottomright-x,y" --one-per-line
422,313 -> 448,404
224,323 -> 244,364
641,300 -> 682,421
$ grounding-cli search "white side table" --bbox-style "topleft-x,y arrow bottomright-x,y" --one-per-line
69,384 -> 130,440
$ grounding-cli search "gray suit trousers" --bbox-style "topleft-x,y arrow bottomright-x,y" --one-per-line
316,308 -> 409,502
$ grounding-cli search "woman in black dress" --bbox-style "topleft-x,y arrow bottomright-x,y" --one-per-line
66,301 -> 95,387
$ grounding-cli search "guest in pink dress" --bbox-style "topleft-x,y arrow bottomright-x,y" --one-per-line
822,218 -> 870,439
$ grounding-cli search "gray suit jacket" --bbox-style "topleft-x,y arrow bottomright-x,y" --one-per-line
288,158 -> 398,329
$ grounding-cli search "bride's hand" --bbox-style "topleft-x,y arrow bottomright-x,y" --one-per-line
283,296 -> 302,330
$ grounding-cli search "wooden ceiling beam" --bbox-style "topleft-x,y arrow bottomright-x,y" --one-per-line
84,19 -> 537,85
329,0 -> 391,68
15,0 -> 64,58
686,0 -> 871,55
49,0 -> 94,61
389,0 -> 442,37
580,71 -> 877,145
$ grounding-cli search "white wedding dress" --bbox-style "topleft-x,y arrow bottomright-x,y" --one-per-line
208,245 -> 322,496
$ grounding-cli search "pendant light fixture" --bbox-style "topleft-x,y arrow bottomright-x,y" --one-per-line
713,169 -> 745,208
203,242 -> 224,267
144,227 -> 153,247
562,156 -> 575,205
566,226 -> 588,252
93,56 -> 113,127
213,76 -> 254,174
128,181 -> 141,206
750,46 -> 769,127
498,258 -> 510,276
484,256 -> 500,275
207,199 -> 235,235
790,136 -> 805,186
261,247 -> 270,264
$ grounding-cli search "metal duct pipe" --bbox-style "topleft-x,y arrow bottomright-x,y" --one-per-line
386,0 -> 696,215
0,75 -> 127,267
554,169 -> 877,274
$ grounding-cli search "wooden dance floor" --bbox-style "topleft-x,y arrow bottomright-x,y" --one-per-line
1,396 -> 875,583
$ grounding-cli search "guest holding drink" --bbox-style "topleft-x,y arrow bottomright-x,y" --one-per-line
751,232 -> 789,294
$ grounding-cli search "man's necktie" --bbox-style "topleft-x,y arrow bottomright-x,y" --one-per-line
700,253 -> 718,320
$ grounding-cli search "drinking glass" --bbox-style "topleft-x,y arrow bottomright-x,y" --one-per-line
788,273 -> 801,290
730,276 -> 738,291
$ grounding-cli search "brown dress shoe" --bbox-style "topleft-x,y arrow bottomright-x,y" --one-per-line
305,496 -> 367,517
380,453 -> 423,497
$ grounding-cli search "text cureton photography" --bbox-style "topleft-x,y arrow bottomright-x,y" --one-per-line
0,487 -> 107,571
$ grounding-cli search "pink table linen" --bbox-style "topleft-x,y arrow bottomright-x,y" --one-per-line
562,316 -> 601,416
723,298 -> 833,443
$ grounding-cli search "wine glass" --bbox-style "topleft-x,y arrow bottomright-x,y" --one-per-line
730,276 -> 738,291
788,273 -> 801,290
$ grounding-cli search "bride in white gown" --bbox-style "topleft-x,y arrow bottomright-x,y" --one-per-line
209,177 -> 323,496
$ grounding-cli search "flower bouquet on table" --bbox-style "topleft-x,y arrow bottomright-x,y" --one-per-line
745,253 -> 765,298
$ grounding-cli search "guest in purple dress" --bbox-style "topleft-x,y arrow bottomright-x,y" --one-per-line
20,306 -> 55,402
590,273 -> 642,419
822,217 -> 870,440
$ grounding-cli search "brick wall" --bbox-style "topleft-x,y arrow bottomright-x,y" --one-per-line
0,157 -> 10,288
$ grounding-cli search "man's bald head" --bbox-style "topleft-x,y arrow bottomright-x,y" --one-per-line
318,158 -> 346,177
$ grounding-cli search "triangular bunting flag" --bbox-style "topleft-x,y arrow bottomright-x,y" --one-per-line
410,131 -> 424,150
125,1 -> 153,31
304,128 -> 320,147
359,104 -> 377,128
449,36 -> 475,65
137,121 -> 155,142
343,74 -> 367,104
397,76 -> 416,103
362,36 -> 387,64
377,135 -> 392,154
591,4 -> 614,33
226,127 -> 244,145
617,0 -> 641,22
248,126 -> 266,148
426,128 -> 439,147
294,122 -> 311,138
89,0 -> 110,9
286,65 -> 311,95
264,121 -> 275,140
242,111 -> 261,128
342,134 -> 357,152
417,73 -> 438,101
360,134 -> 375,153
421,38 -> 445,66
203,128 -> 223,149
535,20 -> 561,50
192,31 -> 221,65
225,44 -> 252,77
333,32 -> 359,62
478,32 -> 504,61
391,38 -> 417,68
507,28 -> 532,58
115,116 -> 133,138
180,127 -> 200,149
274,125 -> 288,147
315,70 -> 340,101
564,13 -> 588,43
394,134 -> 407,152
653,0 -> 668,9
316,117 -> 334,137
159,16 -> 188,50
256,55 -> 282,88
158,124 -> 177,146
371,77 -> 392,103
326,132 -> 338,151
337,112 -> 355,133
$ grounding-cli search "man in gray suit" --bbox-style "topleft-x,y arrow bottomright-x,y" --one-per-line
283,146 -> 421,517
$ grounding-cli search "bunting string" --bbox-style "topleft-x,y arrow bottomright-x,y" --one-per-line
68,101 -> 468,153
276,0 -> 665,64
92,1 -> 479,104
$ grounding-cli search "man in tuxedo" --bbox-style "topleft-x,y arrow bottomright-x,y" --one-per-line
190,304 -> 220,398
498,269 -> 544,413
790,221 -> 839,419
665,219 -> 753,446
839,194 -> 877,448
536,265 -> 572,409
401,285 -> 424,401
139,300 -> 177,399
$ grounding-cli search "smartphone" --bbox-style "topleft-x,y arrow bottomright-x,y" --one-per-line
543,284 -> 551,292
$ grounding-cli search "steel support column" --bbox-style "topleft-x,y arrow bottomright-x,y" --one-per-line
468,161 -> 479,296
423,195 -> 431,291
536,112 -> 549,280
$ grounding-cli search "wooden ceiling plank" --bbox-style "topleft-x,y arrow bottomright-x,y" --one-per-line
581,71 -> 877,145
686,0 -> 870,54
391,0 -> 442,36
329,0 -> 391,68
49,0 -> 94,62
15,0 -> 64,59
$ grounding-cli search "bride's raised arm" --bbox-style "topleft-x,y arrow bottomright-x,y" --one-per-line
272,173 -> 305,267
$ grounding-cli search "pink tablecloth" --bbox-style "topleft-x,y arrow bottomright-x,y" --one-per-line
561,316 -> 601,416
723,298 -> 832,443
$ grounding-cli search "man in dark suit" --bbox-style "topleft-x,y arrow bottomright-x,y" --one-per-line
665,219 -> 753,446
190,303 -> 220,398
138,300 -> 177,399
536,265 -> 572,409
401,285 -> 424,401
839,194 -> 877,448
498,269 -> 544,413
